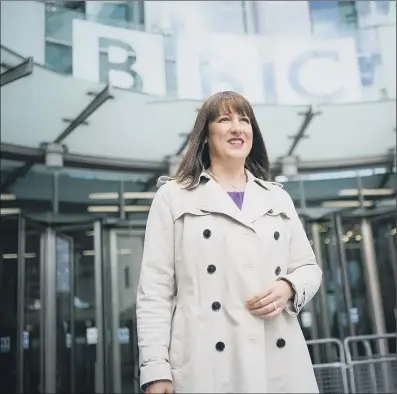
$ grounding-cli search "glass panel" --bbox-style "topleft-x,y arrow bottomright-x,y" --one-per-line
0,217 -> 19,393
55,235 -> 73,393
54,224 -> 99,393
23,221 -> 44,393
318,220 -> 349,339
108,230 -> 144,393
341,220 -> 373,336
372,216 -> 397,353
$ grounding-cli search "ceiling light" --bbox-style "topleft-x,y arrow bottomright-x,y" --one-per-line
87,205 -> 151,213
89,192 -> 156,200
124,206 -> 151,212
87,206 -> 119,212
339,188 -> 394,197
2,253 -> 36,259
322,201 -> 373,208
0,194 -> 16,201
1,208 -> 21,215
124,192 -> 156,199
89,193 -> 119,200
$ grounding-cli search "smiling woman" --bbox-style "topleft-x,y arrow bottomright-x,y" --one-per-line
136,91 -> 323,393
176,91 -> 270,190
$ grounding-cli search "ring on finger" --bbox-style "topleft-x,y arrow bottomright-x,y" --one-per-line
272,301 -> 277,311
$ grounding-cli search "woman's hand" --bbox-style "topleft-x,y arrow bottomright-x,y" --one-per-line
246,279 -> 295,318
145,380 -> 173,394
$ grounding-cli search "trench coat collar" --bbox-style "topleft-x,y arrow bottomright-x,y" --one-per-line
193,170 -> 282,231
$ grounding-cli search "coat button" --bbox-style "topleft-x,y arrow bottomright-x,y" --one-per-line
275,266 -> 281,275
207,264 -> 216,274
215,341 -> 225,352
203,229 -> 211,239
274,231 -> 280,240
212,301 -> 221,311
276,338 -> 286,348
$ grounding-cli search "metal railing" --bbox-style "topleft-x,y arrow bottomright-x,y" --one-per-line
307,338 -> 349,394
308,334 -> 396,394
344,334 -> 396,394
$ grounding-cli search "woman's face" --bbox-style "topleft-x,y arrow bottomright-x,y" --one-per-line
207,110 -> 253,163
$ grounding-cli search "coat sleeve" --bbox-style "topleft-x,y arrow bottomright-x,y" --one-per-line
136,184 -> 175,388
277,190 -> 322,316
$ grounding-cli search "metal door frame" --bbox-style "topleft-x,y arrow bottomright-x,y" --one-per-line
15,218 -> 106,394
106,227 -> 145,394
16,216 -> 49,393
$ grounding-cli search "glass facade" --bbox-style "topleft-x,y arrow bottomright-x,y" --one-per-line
42,0 -> 396,103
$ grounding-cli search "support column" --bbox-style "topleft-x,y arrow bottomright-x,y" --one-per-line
360,219 -> 387,339
311,224 -> 331,338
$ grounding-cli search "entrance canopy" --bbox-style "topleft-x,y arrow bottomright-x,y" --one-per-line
1,46 -> 395,171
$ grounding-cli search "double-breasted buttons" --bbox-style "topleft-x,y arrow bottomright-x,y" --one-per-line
215,341 -> 225,352
274,231 -> 280,240
207,264 -> 216,274
275,266 -> 281,275
211,301 -> 221,311
276,338 -> 286,348
203,229 -> 211,239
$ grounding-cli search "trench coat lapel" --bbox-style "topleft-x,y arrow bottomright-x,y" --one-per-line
241,177 -> 275,225
194,171 -> 276,231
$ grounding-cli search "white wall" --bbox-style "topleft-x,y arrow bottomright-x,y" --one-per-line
0,0 -> 45,63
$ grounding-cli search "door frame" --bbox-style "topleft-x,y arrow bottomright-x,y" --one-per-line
105,227 -> 145,394
16,217 -> 106,393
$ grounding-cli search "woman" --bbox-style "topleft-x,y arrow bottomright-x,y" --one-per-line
137,91 -> 322,393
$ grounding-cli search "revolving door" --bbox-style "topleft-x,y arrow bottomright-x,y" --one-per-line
300,210 -> 396,354
0,215 -> 145,394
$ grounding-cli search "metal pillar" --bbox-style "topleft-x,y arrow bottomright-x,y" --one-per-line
311,223 -> 331,339
360,219 -> 387,347
94,221 -> 105,394
43,228 -> 57,393
333,214 -> 356,338
119,180 -> 126,220
16,216 -> 26,394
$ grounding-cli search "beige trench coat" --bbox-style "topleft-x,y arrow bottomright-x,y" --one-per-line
137,171 -> 322,393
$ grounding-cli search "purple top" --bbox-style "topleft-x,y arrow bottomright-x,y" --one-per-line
227,191 -> 245,210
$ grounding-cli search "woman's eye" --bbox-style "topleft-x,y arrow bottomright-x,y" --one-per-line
241,118 -> 250,123
219,117 -> 229,122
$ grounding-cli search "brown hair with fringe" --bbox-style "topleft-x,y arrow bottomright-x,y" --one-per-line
176,91 -> 270,188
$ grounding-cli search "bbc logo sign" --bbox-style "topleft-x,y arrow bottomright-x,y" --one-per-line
72,20 -> 166,96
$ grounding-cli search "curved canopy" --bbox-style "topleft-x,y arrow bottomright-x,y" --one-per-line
1,46 -> 395,172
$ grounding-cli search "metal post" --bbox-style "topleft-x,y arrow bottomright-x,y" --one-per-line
299,176 -> 307,210
360,218 -> 387,354
311,223 -> 333,359
334,214 -> 356,338
110,230 -> 122,393
16,216 -> 26,394
43,228 -> 57,393
52,171 -> 59,214
356,172 -> 366,209
70,242 -> 76,394
94,221 -> 104,393
119,181 -> 125,220
386,223 -> 397,289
